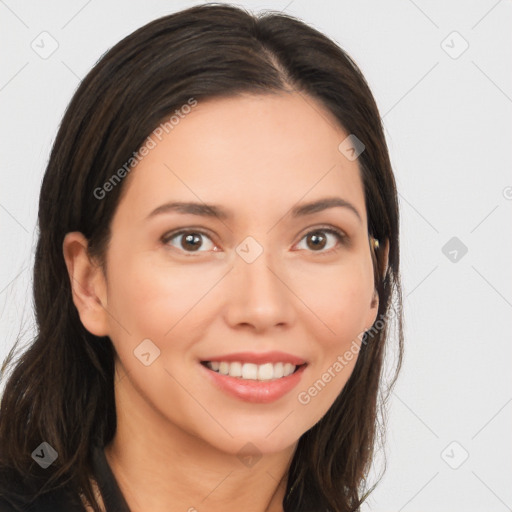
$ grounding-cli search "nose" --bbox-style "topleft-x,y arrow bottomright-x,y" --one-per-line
222,238 -> 295,333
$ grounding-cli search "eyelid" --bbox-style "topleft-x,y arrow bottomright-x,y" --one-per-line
296,224 -> 348,241
293,224 -> 349,254
161,224 -> 349,254
161,227 -> 218,253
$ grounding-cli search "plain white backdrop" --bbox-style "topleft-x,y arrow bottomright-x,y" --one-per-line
1,1 -> 511,510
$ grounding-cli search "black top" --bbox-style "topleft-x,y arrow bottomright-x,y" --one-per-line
0,447 -> 328,511
0,444 -> 130,511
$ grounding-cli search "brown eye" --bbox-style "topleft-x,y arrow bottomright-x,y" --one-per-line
296,227 -> 347,254
306,231 -> 327,250
162,230 -> 215,253
162,226 -> 347,256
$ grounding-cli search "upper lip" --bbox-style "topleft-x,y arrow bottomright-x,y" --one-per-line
201,351 -> 306,366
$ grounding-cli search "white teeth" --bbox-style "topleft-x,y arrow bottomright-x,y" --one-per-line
274,362 -> 284,379
242,363 -> 258,380
205,361 -> 299,381
219,362 -> 230,375
258,363 -> 274,381
228,361 -> 242,378
283,363 -> 295,377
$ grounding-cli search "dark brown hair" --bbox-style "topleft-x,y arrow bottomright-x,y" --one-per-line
0,3 -> 403,511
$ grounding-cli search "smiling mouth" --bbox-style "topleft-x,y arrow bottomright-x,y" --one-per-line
200,361 -> 307,381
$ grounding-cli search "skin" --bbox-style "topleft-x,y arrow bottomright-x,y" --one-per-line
63,91 -> 388,512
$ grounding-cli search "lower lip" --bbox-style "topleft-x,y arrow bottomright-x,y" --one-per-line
200,363 -> 307,403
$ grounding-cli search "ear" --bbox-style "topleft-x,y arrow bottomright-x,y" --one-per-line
62,232 -> 110,337
367,238 -> 390,326
377,238 -> 390,285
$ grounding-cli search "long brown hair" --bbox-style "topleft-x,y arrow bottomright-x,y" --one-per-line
0,3 -> 403,511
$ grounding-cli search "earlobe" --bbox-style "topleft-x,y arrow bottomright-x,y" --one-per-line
365,238 -> 390,330
62,232 -> 110,337
370,289 -> 379,309
380,238 -> 390,280
364,290 -> 380,333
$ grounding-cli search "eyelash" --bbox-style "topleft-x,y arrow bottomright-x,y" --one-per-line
160,225 -> 348,257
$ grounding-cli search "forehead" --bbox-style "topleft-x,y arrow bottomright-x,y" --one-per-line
115,92 -> 367,227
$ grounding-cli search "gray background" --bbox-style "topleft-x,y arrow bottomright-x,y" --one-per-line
1,1 -> 511,510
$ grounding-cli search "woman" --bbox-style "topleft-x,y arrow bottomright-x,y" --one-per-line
0,3 -> 403,511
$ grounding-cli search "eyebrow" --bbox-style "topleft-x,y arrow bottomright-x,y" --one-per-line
146,196 -> 362,223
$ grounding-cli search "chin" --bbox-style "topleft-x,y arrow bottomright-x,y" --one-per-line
194,415 -> 309,457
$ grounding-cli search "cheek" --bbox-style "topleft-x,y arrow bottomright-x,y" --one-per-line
294,274 -> 368,420
292,259 -> 374,345
105,252 -> 219,338
292,261 -> 372,410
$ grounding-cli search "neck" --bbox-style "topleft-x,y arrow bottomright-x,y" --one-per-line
104,370 -> 296,512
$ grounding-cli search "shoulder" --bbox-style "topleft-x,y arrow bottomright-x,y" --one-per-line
0,442 -> 108,512
0,482 -> 85,512
0,496 -> 20,512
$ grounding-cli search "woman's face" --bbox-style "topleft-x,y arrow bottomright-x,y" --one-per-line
90,92 -> 380,455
